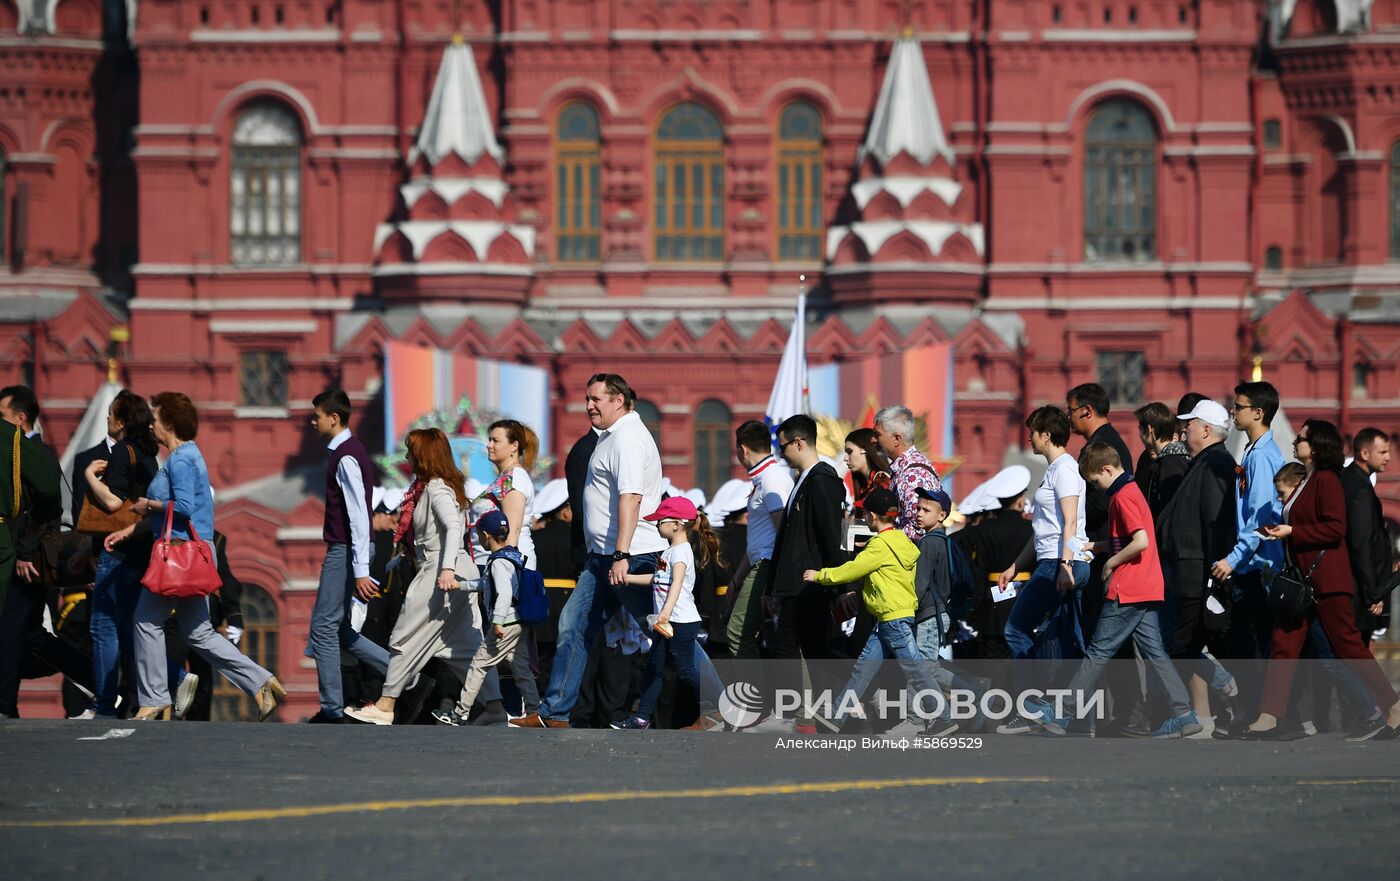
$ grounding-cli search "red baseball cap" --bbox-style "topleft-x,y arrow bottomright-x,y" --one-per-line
643,496 -> 699,522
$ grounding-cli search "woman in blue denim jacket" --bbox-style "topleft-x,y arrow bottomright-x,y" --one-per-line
106,392 -> 285,721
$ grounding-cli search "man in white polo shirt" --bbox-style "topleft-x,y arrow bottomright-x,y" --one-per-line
726,420 -> 794,661
512,373 -> 722,728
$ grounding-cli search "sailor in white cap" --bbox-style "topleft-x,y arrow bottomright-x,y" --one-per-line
706,478 -> 751,529
956,465 -> 1034,662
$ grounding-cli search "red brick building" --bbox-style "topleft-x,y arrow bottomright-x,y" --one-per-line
3,0 -> 1399,716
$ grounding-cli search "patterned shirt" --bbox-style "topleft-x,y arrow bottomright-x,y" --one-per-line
890,446 -> 942,542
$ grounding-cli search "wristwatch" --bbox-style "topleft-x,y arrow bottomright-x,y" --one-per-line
611,550 -> 631,562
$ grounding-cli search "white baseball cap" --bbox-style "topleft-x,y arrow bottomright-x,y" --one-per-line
1178,400 -> 1231,432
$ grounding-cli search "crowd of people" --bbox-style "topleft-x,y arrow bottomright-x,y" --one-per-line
0,372 -> 1396,741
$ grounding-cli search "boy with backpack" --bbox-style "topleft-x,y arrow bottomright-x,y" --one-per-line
433,510 -> 543,726
1039,443 -> 1202,738
912,486 -> 984,733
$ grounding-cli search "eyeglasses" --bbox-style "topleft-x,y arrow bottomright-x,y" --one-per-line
778,438 -> 800,452
1064,406 -> 1088,419
1293,436 -> 1309,447
1231,402 -> 1257,413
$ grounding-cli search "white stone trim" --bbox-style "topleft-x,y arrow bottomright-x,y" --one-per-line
210,319 -> 317,334
372,262 -> 533,277
1064,79 -> 1177,132
1163,145 -> 1256,157
234,406 -> 292,419
1044,29 -> 1197,42
128,297 -> 356,312
984,296 -> 1251,311
190,28 -> 341,43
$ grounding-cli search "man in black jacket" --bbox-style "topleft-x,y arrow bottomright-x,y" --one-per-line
764,414 -> 845,723
1159,400 -> 1238,660
1135,402 -> 1191,518
1343,428 -> 1393,642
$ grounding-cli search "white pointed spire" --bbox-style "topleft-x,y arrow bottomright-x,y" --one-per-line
413,38 -> 504,167
858,33 -> 954,168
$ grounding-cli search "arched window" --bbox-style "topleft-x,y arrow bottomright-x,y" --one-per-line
555,103 -> 601,262
654,103 -> 725,261
1264,245 -> 1284,270
1391,142 -> 1400,260
692,399 -> 732,496
635,399 -> 662,449
1084,99 -> 1157,262
776,102 -> 824,261
212,584 -> 280,721
230,102 -> 302,265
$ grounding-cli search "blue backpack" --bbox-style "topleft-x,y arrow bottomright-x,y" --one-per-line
925,531 -> 976,623
485,547 -> 550,627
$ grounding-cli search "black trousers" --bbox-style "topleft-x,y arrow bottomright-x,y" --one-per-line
767,589 -> 837,715
0,576 -> 95,717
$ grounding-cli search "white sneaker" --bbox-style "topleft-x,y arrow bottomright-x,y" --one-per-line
742,714 -> 796,734
1301,720 -> 1318,737
174,673 -> 200,719
67,708 -> 98,720
1186,718 -> 1216,739
344,704 -> 394,726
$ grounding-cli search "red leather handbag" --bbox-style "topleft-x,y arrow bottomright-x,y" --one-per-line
141,505 -> 222,598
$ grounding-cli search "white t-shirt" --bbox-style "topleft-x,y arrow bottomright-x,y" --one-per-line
1032,452 -> 1091,562
746,457 -> 793,561
583,410 -> 668,555
490,465 -> 536,570
653,541 -> 700,624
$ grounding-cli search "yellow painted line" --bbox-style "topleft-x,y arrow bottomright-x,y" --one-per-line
0,776 -> 1051,830
1295,779 -> 1400,786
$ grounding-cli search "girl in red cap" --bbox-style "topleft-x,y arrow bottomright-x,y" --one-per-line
612,496 -> 723,729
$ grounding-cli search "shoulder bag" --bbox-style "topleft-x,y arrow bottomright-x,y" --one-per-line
77,445 -> 141,534
1269,549 -> 1324,625
141,505 -> 222,598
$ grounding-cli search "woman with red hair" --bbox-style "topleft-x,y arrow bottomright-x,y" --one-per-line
346,429 -> 481,725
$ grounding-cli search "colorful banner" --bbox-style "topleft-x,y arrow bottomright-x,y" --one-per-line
808,342 -> 955,459
383,340 -> 550,463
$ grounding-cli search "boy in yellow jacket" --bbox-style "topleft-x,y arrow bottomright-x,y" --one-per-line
804,487 -> 951,734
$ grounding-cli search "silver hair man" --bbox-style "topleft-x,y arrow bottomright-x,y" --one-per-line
874,406 -> 915,443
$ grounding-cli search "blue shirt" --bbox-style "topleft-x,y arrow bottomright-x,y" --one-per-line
145,441 -> 216,556
1224,431 -> 1285,573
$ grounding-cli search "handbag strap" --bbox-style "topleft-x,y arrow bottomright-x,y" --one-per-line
161,504 -> 176,542
1303,548 -> 1326,580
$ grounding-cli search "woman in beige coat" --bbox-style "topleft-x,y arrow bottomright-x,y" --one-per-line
345,428 -> 481,725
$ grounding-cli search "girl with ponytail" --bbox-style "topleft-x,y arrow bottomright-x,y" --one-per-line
613,496 -> 719,729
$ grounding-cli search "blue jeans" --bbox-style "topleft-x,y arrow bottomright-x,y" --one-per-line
90,550 -> 142,716
1004,559 -> 1090,660
1067,598 -> 1191,718
838,617 -> 944,719
538,552 -> 722,722
311,543 -> 390,716
637,620 -> 701,721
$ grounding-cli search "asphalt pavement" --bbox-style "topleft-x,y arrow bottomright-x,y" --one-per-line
2,720 -> 1398,880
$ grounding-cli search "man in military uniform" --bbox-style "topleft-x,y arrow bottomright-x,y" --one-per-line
956,467 -> 1033,683
0,416 -> 63,636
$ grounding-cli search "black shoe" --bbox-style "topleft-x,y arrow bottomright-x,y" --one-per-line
1119,717 -> 1153,738
1376,725 -> 1400,741
306,710 -> 343,724
471,700 -> 509,727
1213,720 -> 1250,740
1276,721 -> 1312,742
1345,717 -> 1387,742
1242,726 -> 1280,741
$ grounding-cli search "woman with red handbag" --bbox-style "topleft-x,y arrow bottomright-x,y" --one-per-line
1242,419 -> 1400,741
106,393 -> 285,721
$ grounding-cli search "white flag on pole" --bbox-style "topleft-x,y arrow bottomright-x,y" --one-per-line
765,278 -> 810,435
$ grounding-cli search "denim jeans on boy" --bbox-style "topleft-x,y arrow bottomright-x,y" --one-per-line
838,617 -> 945,722
537,552 -> 723,722
1063,598 -> 1192,720
311,543 -> 390,717
637,619 -> 701,721
916,612 -> 976,724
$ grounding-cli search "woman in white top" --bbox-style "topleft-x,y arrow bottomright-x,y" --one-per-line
484,419 -> 539,569
998,406 -> 1092,667
346,429 -> 481,725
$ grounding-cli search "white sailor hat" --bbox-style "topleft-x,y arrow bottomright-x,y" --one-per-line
532,478 -> 569,518
984,465 -> 1031,502
957,482 -> 993,516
